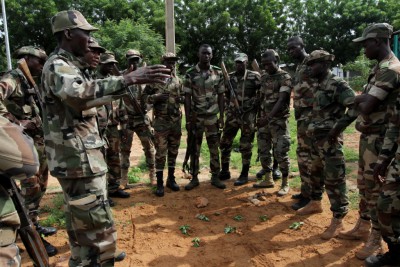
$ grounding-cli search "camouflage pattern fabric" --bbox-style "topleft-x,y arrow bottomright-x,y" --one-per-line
41,48 -> 124,265
257,68 -> 292,176
308,71 -> 356,218
220,70 -> 260,166
143,76 -> 183,171
292,56 -> 314,198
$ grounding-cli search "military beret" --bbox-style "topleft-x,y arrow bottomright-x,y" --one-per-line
88,38 -> 105,53
161,52 -> 179,62
13,46 -> 48,61
51,10 -> 98,34
100,51 -> 118,64
353,23 -> 393,43
307,50 -> 335,64
125,49 -> 142,59
234,53 -> 248,62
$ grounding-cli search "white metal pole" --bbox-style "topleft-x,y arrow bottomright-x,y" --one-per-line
165,0 -> 175,54
1,0 -> 12,70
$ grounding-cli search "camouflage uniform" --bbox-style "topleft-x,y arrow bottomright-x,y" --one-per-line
40,10 -> 129,266
183,63 -> 225,179
0,116 -> 39,267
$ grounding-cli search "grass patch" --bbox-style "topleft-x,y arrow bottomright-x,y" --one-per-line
128,166 -> 143,184
348,190 -> 360,210
40,193 -> 66,228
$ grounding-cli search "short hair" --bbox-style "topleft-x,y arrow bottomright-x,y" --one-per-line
199,44 -> 212,51
287,36 -> 305,47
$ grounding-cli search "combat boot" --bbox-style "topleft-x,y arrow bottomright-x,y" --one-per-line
365,241 -> 400,267
211,173 -> 226,189
338,217 -> 370,241
355,228 -> 383,260
321,217 -> 343,240
219,162 -> 231,181
41,236 -> 57,257
166,167 -> 180,191
256,168 -> 267,180
272,160 -> 281,180
296,200 -> 323,215
253,172 -> 274,188
291,197 -> 310,210
155,171 -> 164,197
234,164 -> 250,186
120,168 -> 132,189
277,176 -> 289,196
149,168 -> 157,186
34,222 -> 57,236
115,249 -> 126,262
185,176 -> 200,190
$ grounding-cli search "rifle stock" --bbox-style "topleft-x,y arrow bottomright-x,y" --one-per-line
220,62 -> 242,116
17,59 -> 44,111
251,59 -> 261,73
1,177 -> 49,267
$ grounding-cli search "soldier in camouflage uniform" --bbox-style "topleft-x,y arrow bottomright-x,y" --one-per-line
342,23 -> 400,263
0,46 -> 57,256
42,10 -> 170,266
143,52 -> 183,196
253,50 -> 292,196
219,53 -> 260,186
120,49 -> 156,188
183,44 -> 226,190
287,36 -> 314,210
296,50 -> 357,240
0,116 -> 40,267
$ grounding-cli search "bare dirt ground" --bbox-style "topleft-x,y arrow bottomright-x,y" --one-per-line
20,131 -> 372,267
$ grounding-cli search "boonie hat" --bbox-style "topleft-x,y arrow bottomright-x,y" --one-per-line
161,52 -> 179,61
307,50 -> 335,64
353,23 -> 393,43
125,49 -> 142,59
51,10 -> 98,34
234,53 -> 248,62
88,38 -> 105,53
100,51 -> 118,64
13,46 -> 48,61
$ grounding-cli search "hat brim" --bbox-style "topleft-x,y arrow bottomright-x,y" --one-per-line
101,59 -> 118,64
352,36 -> 368,43
163,56 -> 179,61
235,58 -> 248,62
127,55 -> 141,60
78,23 -> 98,32
90,46 -> 106,53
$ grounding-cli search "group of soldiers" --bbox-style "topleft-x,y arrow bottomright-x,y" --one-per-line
0,8 -> 399,267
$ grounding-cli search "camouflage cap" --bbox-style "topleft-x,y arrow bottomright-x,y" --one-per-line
234,53 -> 248,62
51,10 -> 98,34
125,49 -> 142,59
161,52 -> 179,62
100,51 -> 118,64
13,46 -> 48,61
88,38 -> 106,53
307,50 -> 335,64
353,23 -> 393,43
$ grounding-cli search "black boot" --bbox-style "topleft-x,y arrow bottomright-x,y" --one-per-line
234,164 -> 250,186
185,175 -> 200,190
166,167 -> 180,191
219,162 -> 231,180
291,197 -> 311,210
155,171 -> 164,197
34,222 -> 57,236
41,236 -> 58,257
365,241 -> 400,267
256,168 -> 267,179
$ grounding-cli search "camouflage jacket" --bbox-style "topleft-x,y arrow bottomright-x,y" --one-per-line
0,69 -> 43,138
356,52 -> 400,134
143,75 -> 183,122
183,64 -> 225,116
259,68 -> 292,120
308,71 -> 357,135
41,49 -> 127,179
293,55 -> 314,120
227,70 -> 260,114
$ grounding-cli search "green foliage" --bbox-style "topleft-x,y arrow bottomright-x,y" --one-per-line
196,214 -> 210,222
233,215 -> 244,221
192,237 -> 201,247
289,221 -> 304,230
224,225 -> 236,234
343,51 -> 374,92
128,167 -> 142,184
179,224 -> 191,235
40,194 -> 66,228
259,215 -> 269,222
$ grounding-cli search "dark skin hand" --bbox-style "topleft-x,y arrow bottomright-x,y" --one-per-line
373,160 -> 391,184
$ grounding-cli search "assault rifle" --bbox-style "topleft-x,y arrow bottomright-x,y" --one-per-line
1,176 -> 49,267
17,58 -> 43,111
221,62 -> 243,117
182,112 -> 198,179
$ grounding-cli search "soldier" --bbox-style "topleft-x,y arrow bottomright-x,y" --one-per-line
253,50 -> 292,196
120,49 -> 156,188
296,50 -> 357,240
0,46 -> 57,256
183,44 -> 225,190
219,53 -> 260,186
286,36 -> 314,210
0,116 -> 40,267
143,52 -> 183,196
42,10 -> 170,266
340,23 -> 400,262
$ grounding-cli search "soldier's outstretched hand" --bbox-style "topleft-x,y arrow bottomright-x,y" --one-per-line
124,65 -> 171,85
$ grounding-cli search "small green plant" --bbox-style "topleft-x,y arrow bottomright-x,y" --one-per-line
259,215 -> 269,222
196,214 -> 210,222
233,215 -> 244,221
192,237 -> 201,247
179,224 -> 191,235
40,193 -> 66,228
128,167 -> 142,183
224,225 -> 236,234
289,222 -> 304,230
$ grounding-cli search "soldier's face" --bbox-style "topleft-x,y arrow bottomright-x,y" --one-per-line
27,56 -> 45,77
83,49 -> 101,69
287,42 -> 303,60
198,47 -> 212,64
308,61 -> 326,78
101,63 -> 115,75
235,61 -> 246,74
262,58 -> 278,75
163,60 -> 176,71
128,58 -> 140,71
362,38 -> 379,60
69,29 -> 91,57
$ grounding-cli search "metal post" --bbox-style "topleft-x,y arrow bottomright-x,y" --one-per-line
1,0 -> 12,70
165,0 -> 175,54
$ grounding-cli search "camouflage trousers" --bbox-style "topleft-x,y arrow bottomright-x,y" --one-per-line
193,115 -> 221,176
120,123 -> 155,172
153,117 -> 182,171
310,134 -> 349,218
296,119 -> 313,198
220,111 -> 256,166
58,174 -> 116,267
105,124 -> 122,193
0,185 -> 21,267
20,136 -> 48,223
357,133 -> 384,229
257,119 -> 290,176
